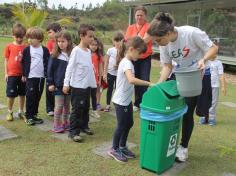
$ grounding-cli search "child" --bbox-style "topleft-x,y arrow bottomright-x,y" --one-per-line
22,27 -> 50,125
89,37 -> 103,118
107,36 -> 153,163
46,23 -> 62,116
200,58 -> 226,125
47,31 -> 73,133
63,24 -> 97,142
4,23 -> 26,121
103,32 -> 124,112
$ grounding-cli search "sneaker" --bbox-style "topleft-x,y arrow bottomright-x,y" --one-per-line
209,118 -> 216,126
133,106 -> 139,112
91,110 -> 100,118
33,116 -> 44,124
68,134 -> 83,142
96,104 -> 102,111
107,148 -> 128,163
18,112 -> 26,120
120,147 -> 136,159
199,116 -> 207,124
52,126 -> 64,133
104,105 -> 111,112
6,112 -> 14,121
175,145 -> 188,162
81,128 -> 94,135
47,111 -> 54,116
25,118 -> 35,126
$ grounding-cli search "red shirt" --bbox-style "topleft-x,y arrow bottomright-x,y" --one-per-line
4,43 -> 26,76
46,39 -> 55,54
92,53 -> 103,84
125,22 -> 152,59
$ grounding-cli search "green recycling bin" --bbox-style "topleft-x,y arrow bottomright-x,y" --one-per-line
140,80 -> 187,174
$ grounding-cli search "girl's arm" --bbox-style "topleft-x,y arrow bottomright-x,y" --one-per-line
220,74 -> 226,96
125,69 -> 152,86
158,63 -> 173,83
198,44 -> 218,69
4,59 -> 8,81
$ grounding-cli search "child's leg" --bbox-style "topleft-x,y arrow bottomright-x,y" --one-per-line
7,98 -> 15,113
96,86 -> 101,105
25,78 -> 37,119
34,78 -> 45,117
69,88 -> 88,137
112,103 -> 130,150
46,81 -> 55,114
53,95 -> 64,132
209,87 -> 219,121
106,73 -> 116,107
18,77 -> 26,114
18,96 -> 25,112
62,95 -> 71,129
81,88 -> 91,132
91,88 -> 97,111
119,103 -> 134,148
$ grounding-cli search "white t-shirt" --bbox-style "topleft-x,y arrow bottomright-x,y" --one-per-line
112,58 -> 134,106
28,45 -> 44,78
106,47 -> 118,76
160,26 -> 213,70
64,46 -> 97,88
209,59 -> 224,87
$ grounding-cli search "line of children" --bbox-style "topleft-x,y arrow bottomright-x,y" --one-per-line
47,31 -> 73,133
103,32 -> 124,112
4,23 -> 27,121
63,24 -> 97,142
89,37 -> 103,118
46,23 -> 62,116
22,27 -> 50,125
107,36 -> 153,163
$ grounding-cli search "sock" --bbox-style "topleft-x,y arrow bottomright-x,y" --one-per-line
8,109 -> 13,113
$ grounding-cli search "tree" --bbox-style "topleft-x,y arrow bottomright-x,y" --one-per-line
37,0 -> 48,10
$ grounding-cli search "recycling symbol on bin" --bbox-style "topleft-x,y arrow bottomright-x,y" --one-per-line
170,135 -> 177,146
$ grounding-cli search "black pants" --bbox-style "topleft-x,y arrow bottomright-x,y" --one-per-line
26,78 -> 45,119
133,55 -> 151,107
46,81 -> 55,113
91,88 -> 97,110
180,96 -> 198,148
112,102 -> 134,149
69,87 -> 90,136
196,74 -> 212,117
106,73 -> 116,105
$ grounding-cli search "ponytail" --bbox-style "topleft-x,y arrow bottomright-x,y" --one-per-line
116,36 -> 147,66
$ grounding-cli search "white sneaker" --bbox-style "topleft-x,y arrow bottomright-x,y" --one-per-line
133,106 -> 139,112
47,111 -> 54,116
91,110 -> 100,118
176,145 -> 188,162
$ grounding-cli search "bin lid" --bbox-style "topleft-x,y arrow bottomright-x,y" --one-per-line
140,106 -> 187,122
140,80 -> 186,114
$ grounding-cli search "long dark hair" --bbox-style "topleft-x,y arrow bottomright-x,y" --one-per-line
116,36 -> 147,66
91,37 -> 104,61
52,30 -> 73,58
147,12 -> 175,37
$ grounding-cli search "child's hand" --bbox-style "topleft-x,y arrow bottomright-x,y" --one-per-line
63,86 -> 70,94
221,87 -> 226,96
103,75 -> 107,83
48,85 -> 55,92
149,83 -> 155,87
21,76 -> 26,82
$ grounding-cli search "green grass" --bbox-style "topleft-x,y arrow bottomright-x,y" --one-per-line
0,37 -> 236,176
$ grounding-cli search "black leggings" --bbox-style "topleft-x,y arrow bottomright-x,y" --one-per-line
180,96 -> 198,148
106,73 -> 116,105
90,88 -> 97,111
112,103 -> 134,149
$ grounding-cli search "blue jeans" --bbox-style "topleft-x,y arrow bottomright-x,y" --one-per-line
133,55 -> 151,107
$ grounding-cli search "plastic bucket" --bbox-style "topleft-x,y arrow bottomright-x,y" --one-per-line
174,67 -> 202,97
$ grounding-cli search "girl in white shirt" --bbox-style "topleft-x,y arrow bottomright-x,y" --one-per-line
107,36 -> 153,163
147,12 -> 218,162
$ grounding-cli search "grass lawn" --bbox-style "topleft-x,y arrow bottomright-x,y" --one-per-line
0,36 -> 235,176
